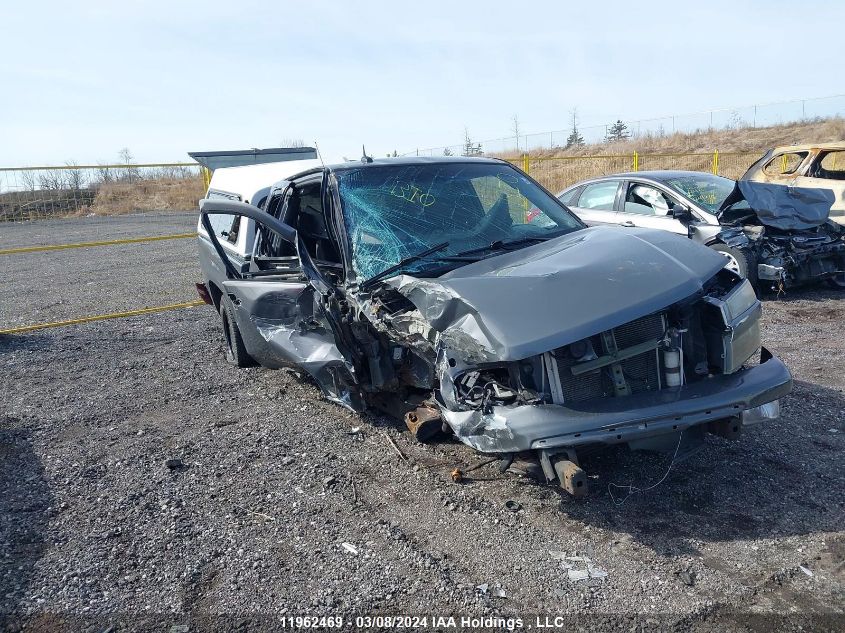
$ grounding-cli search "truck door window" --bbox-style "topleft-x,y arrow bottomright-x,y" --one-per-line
206,189 -> 241,244
296,181 -> 340,264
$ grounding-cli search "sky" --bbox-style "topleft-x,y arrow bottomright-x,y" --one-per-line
2,0 -> 844,166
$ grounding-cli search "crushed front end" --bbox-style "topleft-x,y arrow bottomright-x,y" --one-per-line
427,272 -> 791,494
720,224 -> 845,290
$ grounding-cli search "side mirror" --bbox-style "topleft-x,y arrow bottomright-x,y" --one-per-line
671,203 -> 691,219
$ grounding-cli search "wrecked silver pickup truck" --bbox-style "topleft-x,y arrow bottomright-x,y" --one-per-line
197,157 -> 792,496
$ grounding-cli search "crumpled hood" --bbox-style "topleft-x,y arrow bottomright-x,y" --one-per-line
386,226 -> 726,362
719,180 -> 835,230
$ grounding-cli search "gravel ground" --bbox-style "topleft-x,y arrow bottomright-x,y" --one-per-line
0,213 -> 199,329
1,215 -> 843,631
1,212 -> 197,250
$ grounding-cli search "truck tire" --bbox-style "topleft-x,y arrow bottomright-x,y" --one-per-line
219,297 -> 256,367
709,243 -> 758,289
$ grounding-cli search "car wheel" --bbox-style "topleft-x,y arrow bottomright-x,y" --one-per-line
709,243 -> 758,288
826,273 -> 845,290
219,296 -> 256,367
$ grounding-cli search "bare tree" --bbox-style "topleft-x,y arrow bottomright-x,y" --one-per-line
118,148 -> 138,183
281,138 -> 305,148
38,170 -> 66,191
19,170 -> 38,192
462,128 -> 482,157
65,160 -> 84,191
512,114 -> 521,152
95,163 -> 114,185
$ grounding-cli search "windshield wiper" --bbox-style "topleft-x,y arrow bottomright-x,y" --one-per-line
360,241 -> 450,290
448,235 -> 552,259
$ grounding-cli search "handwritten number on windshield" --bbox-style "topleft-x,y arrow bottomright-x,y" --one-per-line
389,182 -> 435,208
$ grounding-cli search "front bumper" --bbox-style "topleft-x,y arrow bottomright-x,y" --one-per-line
441,347 -> 792,453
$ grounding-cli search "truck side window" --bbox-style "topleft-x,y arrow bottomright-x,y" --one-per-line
206,189 -> 240,244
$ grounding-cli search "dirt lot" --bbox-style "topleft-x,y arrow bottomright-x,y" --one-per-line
1,214 -> 843,631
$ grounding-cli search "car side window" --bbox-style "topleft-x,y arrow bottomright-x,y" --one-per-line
763,152 -> 808,176
623,184 -> 676,216
558,186 -> 582,206
205,189 -> 241,244
577,182 -> 619,210
812,150 -> 845,180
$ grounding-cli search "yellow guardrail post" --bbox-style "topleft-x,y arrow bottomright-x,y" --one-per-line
712,150 -> 720,175
522,153 -> 530,174
632,152 -> 639,171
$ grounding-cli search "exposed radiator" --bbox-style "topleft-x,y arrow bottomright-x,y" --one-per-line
546,313 -> 666,405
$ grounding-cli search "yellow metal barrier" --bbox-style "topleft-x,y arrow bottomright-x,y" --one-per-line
0,300 -> 206,335
503,151 -> 759,192
0,232 -> 195,256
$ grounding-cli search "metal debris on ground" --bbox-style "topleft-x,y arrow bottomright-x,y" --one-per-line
383,431 -> 408,462
504,500 -> 522,512
567,568 -> 590,582
341,542 -> 358,555
550,550 -> 609,582
799,565 -> 814,577
476,583 -> 488,594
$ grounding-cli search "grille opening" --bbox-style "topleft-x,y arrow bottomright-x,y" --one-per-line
549,313 -> 667,404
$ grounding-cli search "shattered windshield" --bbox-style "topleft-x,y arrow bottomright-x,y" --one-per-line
664,174 -> 738,213
335,162 -> 583,281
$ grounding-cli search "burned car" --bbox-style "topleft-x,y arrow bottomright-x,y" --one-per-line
559,171 -> 845,292
197,157 -> 792,496
741,143 -> 845,225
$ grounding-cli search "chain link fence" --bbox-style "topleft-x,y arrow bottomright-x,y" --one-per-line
404,94 -> 845,157
1,152 -> 761,222
0,163 -> 206,222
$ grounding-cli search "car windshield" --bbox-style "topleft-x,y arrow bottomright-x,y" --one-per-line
664,173 -> 737,214
335,162 -> 584,282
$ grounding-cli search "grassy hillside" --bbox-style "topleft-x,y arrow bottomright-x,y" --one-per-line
496,117 -> 845,192
504,117 -> 845,159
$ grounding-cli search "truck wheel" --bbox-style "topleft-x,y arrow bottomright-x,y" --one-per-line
709,243 -> 757,288
219,297 -> 256,367
826,274 -> 845,290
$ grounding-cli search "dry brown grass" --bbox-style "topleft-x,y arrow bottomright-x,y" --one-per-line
502,117 -> 845,160
83,177 -> 204,216
496,117 -> 845,193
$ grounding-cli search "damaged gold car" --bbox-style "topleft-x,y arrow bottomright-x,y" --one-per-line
742,142 -> 845,225
196,157 -> 792,496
